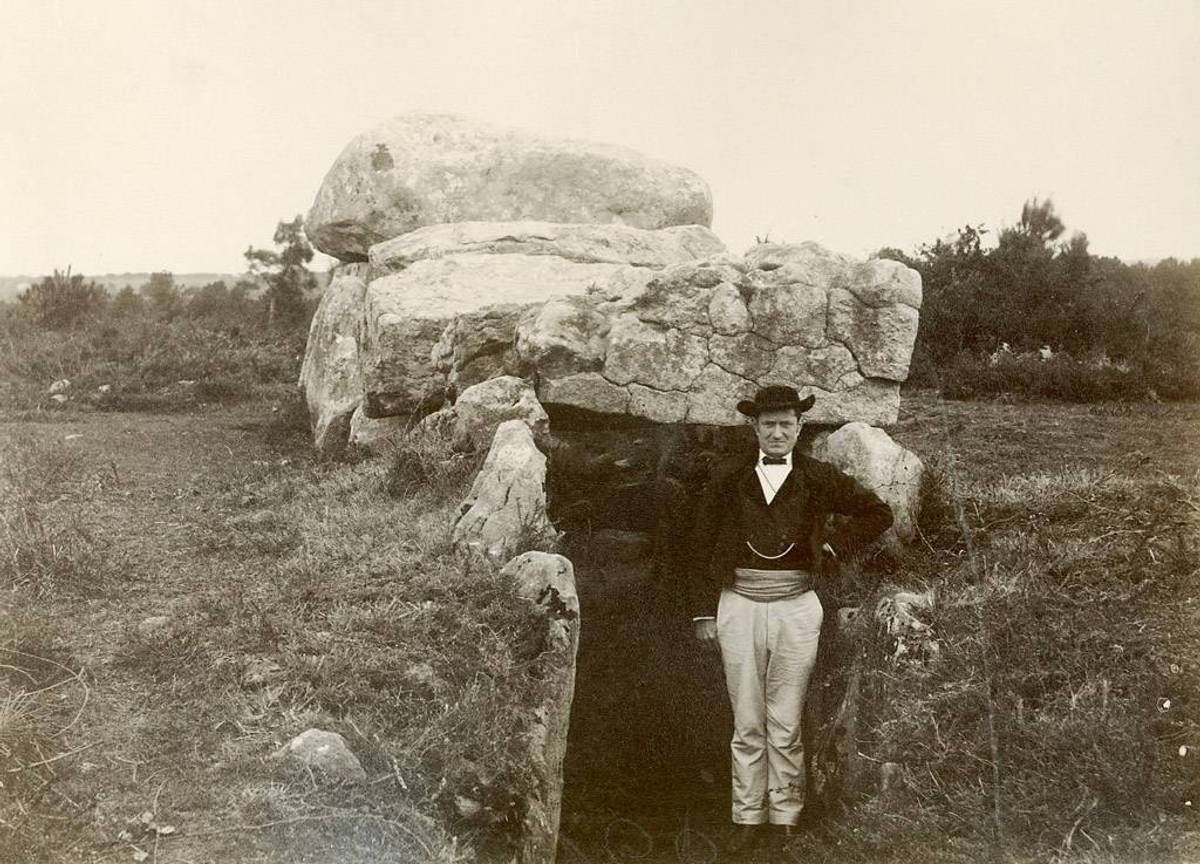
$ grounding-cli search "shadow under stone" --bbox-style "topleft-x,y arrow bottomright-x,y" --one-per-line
556,552 -> 734,864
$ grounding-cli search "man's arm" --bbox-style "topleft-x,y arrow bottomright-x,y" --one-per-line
685,466 -> 726,623
817,461 -> 894,556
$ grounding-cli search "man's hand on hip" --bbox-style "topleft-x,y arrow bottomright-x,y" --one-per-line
694,618 -> 719,651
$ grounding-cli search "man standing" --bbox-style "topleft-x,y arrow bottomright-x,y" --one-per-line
688,385 -> 893,851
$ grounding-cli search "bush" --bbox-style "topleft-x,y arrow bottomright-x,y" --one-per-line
937,348 -> 1193,403
17,268 -> 107,329
0,306 -> 309,413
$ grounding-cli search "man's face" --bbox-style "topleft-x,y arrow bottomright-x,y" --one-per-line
754,408 -> 801,457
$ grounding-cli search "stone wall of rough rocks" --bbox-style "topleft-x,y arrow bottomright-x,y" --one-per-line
299,113 -> 923,458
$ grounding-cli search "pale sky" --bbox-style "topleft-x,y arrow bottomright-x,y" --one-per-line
2,0 -> 1196,276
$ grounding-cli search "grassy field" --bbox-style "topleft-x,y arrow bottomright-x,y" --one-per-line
0,399 -> 555,863
1,392 -> 1198,863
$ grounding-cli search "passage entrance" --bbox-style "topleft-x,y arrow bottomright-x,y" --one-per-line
556,552 -> 736,864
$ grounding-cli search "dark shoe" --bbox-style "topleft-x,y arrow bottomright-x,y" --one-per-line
725,824 -> 763,854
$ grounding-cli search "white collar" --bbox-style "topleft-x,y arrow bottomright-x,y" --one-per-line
757,451 -> 793,468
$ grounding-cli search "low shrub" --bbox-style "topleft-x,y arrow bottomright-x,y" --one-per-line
937,348 -> 1198,403
0,307 -> 308,413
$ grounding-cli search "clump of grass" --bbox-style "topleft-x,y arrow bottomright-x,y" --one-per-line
0,689 -> 49,760
112,615 -> 211,682
503,510 -> 563,561
0,435 -> 106,595
261,389 -> 314,452
384,426 -> 483,501
196,507 -> 302,558
915,455 -> 955,542
0,637 -> 91,862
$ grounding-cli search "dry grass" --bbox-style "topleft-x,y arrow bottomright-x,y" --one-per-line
0,408 -> 562,863
781,397 -> 1200,864
2,389 -> 1198,863
0,434 -> 111,595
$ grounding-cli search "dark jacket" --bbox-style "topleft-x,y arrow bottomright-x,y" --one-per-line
686,450 -> 894,619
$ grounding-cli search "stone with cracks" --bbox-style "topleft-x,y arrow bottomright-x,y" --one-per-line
514,296 -> 610,378
811,422 -> 923,548
299,263 -> 369,456
445,376 -> 548,452
512,242 -> 921,426
302,237 -> 922,447
453,420 -> 557,562
359,223 -> 723,418
309,240 -> 919,438
307,113 -> 713,261
499,551 -> 580,864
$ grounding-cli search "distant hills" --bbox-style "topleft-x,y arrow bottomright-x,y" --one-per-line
0,271 -> 332,302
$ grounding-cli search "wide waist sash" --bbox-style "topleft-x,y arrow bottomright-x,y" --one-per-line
731,567 -> 812,603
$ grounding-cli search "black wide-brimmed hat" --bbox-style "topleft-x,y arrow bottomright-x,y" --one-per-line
736,385 -> 816,418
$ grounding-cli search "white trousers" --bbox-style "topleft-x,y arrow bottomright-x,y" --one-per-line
716,588 -> 823,825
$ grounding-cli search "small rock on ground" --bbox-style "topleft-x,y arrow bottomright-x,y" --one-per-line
279,728 -> 366,783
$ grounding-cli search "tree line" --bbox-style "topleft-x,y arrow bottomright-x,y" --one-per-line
9,203 -> 1200,402
879,198 -> 1200,400
14,216 -> 318,332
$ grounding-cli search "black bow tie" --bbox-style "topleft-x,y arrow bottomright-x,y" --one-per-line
761,456 -> 787,465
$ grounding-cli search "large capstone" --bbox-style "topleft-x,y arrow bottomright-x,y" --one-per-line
518,242 -> 921,426
306,114 -> 713,261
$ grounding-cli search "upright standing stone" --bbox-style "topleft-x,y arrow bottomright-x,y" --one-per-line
299,263 -> 371,457
812,422 -> 924,547
453,420 -> 557,562
500,551 -> 580,864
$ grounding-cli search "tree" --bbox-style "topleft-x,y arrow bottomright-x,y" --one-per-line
244,215 -> 318,327
1017,197 -> 1065,245
112,284 -> 144,315
880,224 -> 989,361
187,280 -> 231,319
18,267 -> 108,329
141,271 -> 182,320
986,198 -> 1094,352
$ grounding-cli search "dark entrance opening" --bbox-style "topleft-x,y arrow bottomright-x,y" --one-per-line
556,549 -> 733,863
546,410 -> 752,863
